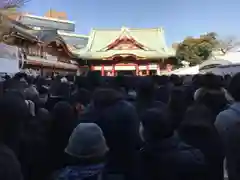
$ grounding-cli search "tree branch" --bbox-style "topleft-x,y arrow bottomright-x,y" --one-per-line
0,0 -> 30,9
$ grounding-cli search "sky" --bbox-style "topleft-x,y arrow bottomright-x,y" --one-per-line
23,0 -> 240,45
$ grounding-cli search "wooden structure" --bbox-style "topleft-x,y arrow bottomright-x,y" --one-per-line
21,30 -> 80,74
0,12 -> 81,74
78,27 -> 176,76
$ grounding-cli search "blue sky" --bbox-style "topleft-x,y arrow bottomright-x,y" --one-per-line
23,0 -> 240,45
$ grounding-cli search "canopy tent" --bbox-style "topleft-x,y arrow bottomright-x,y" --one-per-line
168,65 -> 199,75
198,51 -> 240,75
199,52 -> 240,70
215,52 -> 240,63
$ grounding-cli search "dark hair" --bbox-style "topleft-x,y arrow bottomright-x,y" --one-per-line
154,75 -> 169,86
137,77 -> 155,98
72,88 -> 91,106
228,72 -> 240,101
183,103 -> 215,124
0,93 -> 29,152
140,108 -> 173,140
168,87 -> 187,129
170,74 -> 183,86
201,73 -> 222,89
13,72 -> 27,80
92,88 -> 124,109
38,85 -> 49,95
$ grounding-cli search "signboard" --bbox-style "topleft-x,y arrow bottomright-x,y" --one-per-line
0,43 -> 20,74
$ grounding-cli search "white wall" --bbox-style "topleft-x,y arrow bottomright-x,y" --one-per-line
0,58 -> 19,74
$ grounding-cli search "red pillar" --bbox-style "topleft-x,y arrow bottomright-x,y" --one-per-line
112,64 -> 115,76
146,64 -> 150,75
101,65 -> 105,76
135,64 -> 139,76
157,64 -> 161,75
166,64 -> 172,72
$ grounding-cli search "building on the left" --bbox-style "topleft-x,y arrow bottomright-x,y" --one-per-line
1,10 -> 88,75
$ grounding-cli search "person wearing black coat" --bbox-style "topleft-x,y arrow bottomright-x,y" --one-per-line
139,108 -> 207,180
79,88 -> 140,180
179,104 -> 225,180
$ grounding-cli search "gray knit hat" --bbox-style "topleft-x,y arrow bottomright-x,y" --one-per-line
65,123 -> 108,159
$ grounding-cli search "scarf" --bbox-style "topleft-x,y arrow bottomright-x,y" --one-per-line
54,163 -> 105,180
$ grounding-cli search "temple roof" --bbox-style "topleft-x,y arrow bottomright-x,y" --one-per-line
0,12 -> 88,59
58,31 -> 88,53
0,13 -> 39,45
79,27 -> 175,59
12,29 -> 88,58
0,15 -> 175,61
23,30 -> 87,57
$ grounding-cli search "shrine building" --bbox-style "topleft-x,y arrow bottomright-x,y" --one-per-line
77,27 -> 176,76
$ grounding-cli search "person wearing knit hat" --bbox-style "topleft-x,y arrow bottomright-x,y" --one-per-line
65,123 -> 108,159
52,123 -> 108,180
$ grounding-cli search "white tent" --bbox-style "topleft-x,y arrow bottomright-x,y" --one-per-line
199,51 -> 240,75
215,51 -> 240,63
168,65 -> 199,75
200,51 -> 240,69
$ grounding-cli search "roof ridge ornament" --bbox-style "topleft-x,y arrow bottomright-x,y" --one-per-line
121,26 -> 129,32
120,26 -> 131,40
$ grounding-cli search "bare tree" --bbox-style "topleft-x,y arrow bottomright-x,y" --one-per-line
0,0 -> 30,16
217,36 -> 240,54
172,42 -> 179,50
0,0 -> 30,8
0,0 -> 31,44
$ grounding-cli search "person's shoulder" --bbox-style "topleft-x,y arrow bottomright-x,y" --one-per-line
115,99 -> 136,111
0,144 -> 23,180
152,101 -> 167,108
216,105 -> 237,125
175,138 -> 201,157
173,141 -> 206,175
216,108 -> 231,119
0,144 -> 18,162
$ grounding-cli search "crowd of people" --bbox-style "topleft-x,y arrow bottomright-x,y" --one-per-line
0,71 -> 239,180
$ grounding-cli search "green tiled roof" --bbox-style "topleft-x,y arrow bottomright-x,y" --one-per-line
79,27 -> 175,59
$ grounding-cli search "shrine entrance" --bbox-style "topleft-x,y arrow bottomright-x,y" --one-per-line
88,55 -> 163,76
100,55 -> 141,76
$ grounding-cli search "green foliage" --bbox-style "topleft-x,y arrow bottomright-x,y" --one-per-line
176,32 -> 218,65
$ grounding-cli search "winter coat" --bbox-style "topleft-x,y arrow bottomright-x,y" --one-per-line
0,144 -> 23,180
79,89 -> 140,180
139,134 -> 206,180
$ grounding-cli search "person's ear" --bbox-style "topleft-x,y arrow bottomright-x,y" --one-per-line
75,103 -> 84,112
139,123 -> 145,142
